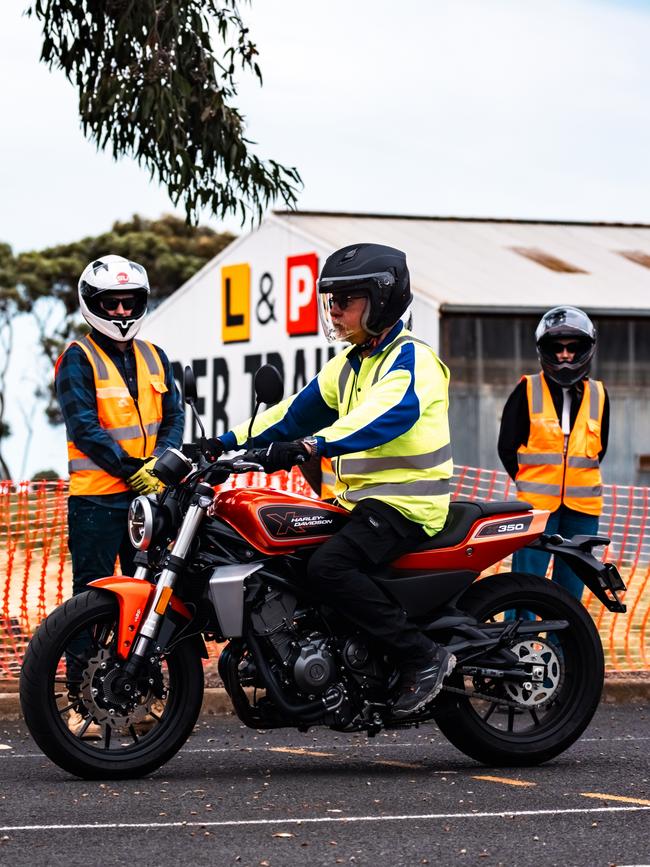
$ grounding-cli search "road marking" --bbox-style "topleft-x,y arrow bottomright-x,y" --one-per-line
269,747 -> 334,758
473,775 -> 536,787
581,736 -> 650,743
581,792 -> 650,807
372,760 -> 421,769
0,805 -> 648,833
1,734 -> 649,760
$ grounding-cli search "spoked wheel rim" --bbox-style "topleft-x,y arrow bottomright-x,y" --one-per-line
455,594 -> 585,742
51,608 -> 174,755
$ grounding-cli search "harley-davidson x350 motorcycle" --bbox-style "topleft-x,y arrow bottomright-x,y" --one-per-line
20,365 -> 626,779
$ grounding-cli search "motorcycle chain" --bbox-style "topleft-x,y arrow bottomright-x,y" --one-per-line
442,684 -> 530,710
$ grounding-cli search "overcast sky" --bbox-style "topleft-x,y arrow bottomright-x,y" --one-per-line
2,0 -> 650,476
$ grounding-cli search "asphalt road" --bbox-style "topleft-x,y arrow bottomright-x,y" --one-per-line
0,704 -> 648,867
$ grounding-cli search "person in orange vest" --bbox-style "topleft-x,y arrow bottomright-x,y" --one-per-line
55,254 -> 184,593
498,306 -> 609,604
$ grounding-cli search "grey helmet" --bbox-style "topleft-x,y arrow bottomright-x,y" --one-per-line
535,306 -> 596,386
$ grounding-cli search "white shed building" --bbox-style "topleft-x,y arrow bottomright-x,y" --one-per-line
142,211 -> 650,484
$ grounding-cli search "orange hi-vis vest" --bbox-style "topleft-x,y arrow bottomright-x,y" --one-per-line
320,457 -> 336,500
55,336 -> 167,496
515,373 -> 605,516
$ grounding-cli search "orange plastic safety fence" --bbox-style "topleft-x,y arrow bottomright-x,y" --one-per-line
0,469 -> 647,680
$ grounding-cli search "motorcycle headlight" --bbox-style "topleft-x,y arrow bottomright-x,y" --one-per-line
128,495 -> 155,550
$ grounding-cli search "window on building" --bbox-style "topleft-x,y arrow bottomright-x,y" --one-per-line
510,247 -> 587,274
617,250 -> 650,269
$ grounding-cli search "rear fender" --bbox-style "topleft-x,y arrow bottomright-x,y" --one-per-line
89,576 -> 192,659
529,535 -> 627,613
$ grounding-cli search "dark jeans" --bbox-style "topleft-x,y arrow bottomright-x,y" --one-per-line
508,505 -> 599,619
68,496 -> 136,595
65,497 -> 136,684
306,499 -> 436,665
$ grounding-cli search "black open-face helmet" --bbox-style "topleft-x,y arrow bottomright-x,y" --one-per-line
535,305 -> 596,386
317,243 -> 412,342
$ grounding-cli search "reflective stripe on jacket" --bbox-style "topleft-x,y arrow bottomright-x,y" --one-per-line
227,324 -> 453,535
55,336 -> 167,496
515,372 -> 604,515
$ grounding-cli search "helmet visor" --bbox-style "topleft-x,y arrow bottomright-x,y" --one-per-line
86,288 -> 148,322
317,271 -> 396,341
538,334 -> 594,365
317,290 -> 369,343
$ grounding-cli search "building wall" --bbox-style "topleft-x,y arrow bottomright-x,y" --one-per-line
143,219 -> 647,486
142,219 -> 440,440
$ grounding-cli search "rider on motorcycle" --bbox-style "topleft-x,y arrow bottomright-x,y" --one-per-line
208,243 -> 456,717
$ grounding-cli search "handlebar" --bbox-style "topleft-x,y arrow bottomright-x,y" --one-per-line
200,450 -> 267,485
176,444 -> 306,489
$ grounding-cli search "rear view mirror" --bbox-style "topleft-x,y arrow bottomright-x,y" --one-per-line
254,364 -> 284,406
183,365 -> 197,404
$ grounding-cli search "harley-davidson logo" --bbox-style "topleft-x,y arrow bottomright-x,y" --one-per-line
259,505 -> 343,539
264,510 -> 334,535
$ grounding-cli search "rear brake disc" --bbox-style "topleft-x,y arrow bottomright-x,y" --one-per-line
501,639 -> 563,708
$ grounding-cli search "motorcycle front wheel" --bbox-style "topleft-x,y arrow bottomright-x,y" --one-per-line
20,589 -> 204,779
434,572 -> 604,766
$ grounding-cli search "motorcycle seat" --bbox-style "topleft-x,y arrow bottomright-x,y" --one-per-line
413,499 -> 533,551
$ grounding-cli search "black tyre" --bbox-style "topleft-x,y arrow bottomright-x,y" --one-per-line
20,590 -> 204,779
434,572 -> 604,766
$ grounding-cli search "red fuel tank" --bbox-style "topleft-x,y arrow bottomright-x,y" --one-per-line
210,488 -> 349,555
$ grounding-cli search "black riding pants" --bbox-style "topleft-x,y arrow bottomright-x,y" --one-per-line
306,499 -> 436,665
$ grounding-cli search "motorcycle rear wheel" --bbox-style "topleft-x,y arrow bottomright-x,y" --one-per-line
434,572 -> 604,766
20,589 -> 204,779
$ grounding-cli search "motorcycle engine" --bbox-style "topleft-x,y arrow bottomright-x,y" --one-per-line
249,587 -> 337,696
292,635 -> 336,695
341,637 -> 386,692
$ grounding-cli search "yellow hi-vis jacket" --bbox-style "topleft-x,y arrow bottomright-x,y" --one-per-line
222,323 -> 453,536
515,372 -> 605,516
55,335 -> 166,496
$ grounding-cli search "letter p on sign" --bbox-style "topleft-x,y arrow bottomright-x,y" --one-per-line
286,253 -> 319,336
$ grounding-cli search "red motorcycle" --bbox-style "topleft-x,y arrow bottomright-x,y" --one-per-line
20,366 -> 626,779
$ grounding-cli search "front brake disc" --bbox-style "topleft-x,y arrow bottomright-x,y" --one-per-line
79,647 -> 157,730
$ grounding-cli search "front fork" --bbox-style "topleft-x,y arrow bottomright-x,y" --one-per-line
123,485 -> 215,678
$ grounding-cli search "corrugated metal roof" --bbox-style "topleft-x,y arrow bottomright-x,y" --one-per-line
271,211 -> 650,313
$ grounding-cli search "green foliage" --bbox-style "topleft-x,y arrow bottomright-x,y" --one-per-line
15,213 -> 234,320
31,468 -> 60,481
0,243 -> 28,315
9,213 -> 234,425
28,0 -> 302,223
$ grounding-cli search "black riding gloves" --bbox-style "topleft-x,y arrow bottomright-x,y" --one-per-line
261,441 -> 310,473
204,437 -> 225,462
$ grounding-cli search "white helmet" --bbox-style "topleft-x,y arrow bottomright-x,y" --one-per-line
78,254 -> 150,342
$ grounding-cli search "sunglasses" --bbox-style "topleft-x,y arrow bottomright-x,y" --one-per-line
550,341 -> 581,354
329,293 -> 367,311
99,295 -> 138,313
